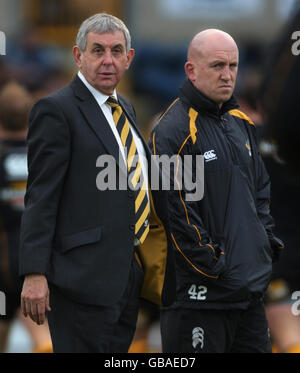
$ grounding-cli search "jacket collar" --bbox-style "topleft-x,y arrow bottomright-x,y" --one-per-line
77,71 -> 117,106
70,75 -> 123,168
70,74 -> 136,127
179,78 -> 239,117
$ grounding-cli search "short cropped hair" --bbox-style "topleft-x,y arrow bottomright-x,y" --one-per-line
76,13 -> 131,53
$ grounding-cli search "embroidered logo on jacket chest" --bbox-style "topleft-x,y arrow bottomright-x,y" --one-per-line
203,149 -> 217,162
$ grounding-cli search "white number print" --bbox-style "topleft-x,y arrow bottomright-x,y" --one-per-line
291,291 -> 300,316
188,284 -> 207,300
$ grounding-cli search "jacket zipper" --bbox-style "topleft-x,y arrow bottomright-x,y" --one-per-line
219,115 -> 239,165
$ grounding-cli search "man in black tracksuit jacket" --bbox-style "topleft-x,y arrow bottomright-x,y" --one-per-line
149,29 -> 283,353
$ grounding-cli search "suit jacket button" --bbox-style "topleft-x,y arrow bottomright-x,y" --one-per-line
130,224 -> 135,231
128,191 -> 134,198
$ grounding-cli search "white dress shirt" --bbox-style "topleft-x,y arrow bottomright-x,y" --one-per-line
77,72 -> 150,203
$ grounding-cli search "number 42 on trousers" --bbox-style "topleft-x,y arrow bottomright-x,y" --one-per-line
188,284 -> 207,300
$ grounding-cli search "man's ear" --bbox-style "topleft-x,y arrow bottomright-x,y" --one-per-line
125,48 -> 135,70
185,61 -> 195,81
73,46 -> 83,69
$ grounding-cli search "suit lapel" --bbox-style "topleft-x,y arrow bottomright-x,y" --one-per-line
70,75 -> 123,168
70,75 -> 152,174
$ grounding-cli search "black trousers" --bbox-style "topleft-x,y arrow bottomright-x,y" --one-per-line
47,257 -> 143,353
160,299 -> 272,353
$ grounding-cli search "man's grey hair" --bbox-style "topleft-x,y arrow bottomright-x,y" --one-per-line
76,13 -> 131,53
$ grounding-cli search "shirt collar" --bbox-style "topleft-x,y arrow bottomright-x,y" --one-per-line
77,71 -> 117,106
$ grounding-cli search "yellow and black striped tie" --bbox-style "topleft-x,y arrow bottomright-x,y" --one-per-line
107,96 -> 150,244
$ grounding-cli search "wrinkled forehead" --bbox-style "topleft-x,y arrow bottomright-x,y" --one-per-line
86,30 -> 127,47
206,47 -> 239,62
199,39 -> 239,62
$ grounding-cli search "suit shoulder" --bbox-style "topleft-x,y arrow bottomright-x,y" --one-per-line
31,84 -> 74,116
45,84 -> 73,104
33,83 -> 71,104
29,85 -> 75,130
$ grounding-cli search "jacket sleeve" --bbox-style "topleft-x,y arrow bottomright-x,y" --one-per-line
19,97 -> 71,276
149,125 -> 225,279
253,128 -> 284,262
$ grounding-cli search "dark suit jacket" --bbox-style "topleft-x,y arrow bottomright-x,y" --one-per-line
19,75 -> 176,307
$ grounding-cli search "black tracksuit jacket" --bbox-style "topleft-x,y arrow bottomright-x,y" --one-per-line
149,79 -> 283,309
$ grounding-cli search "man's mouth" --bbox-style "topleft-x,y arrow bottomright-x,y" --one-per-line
99,72 -> 115,77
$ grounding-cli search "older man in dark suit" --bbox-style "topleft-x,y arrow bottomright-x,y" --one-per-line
19,13 -> 175,353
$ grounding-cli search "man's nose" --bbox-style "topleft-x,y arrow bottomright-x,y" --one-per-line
102,50 -> 113,64
221,66 -> 231,80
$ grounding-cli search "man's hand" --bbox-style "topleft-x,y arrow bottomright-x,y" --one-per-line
21,274 -> 51,325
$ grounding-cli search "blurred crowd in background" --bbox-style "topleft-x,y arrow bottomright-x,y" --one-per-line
0,0 -> 300,353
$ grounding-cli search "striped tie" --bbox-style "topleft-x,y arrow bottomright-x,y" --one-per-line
106,96 -> 150,244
